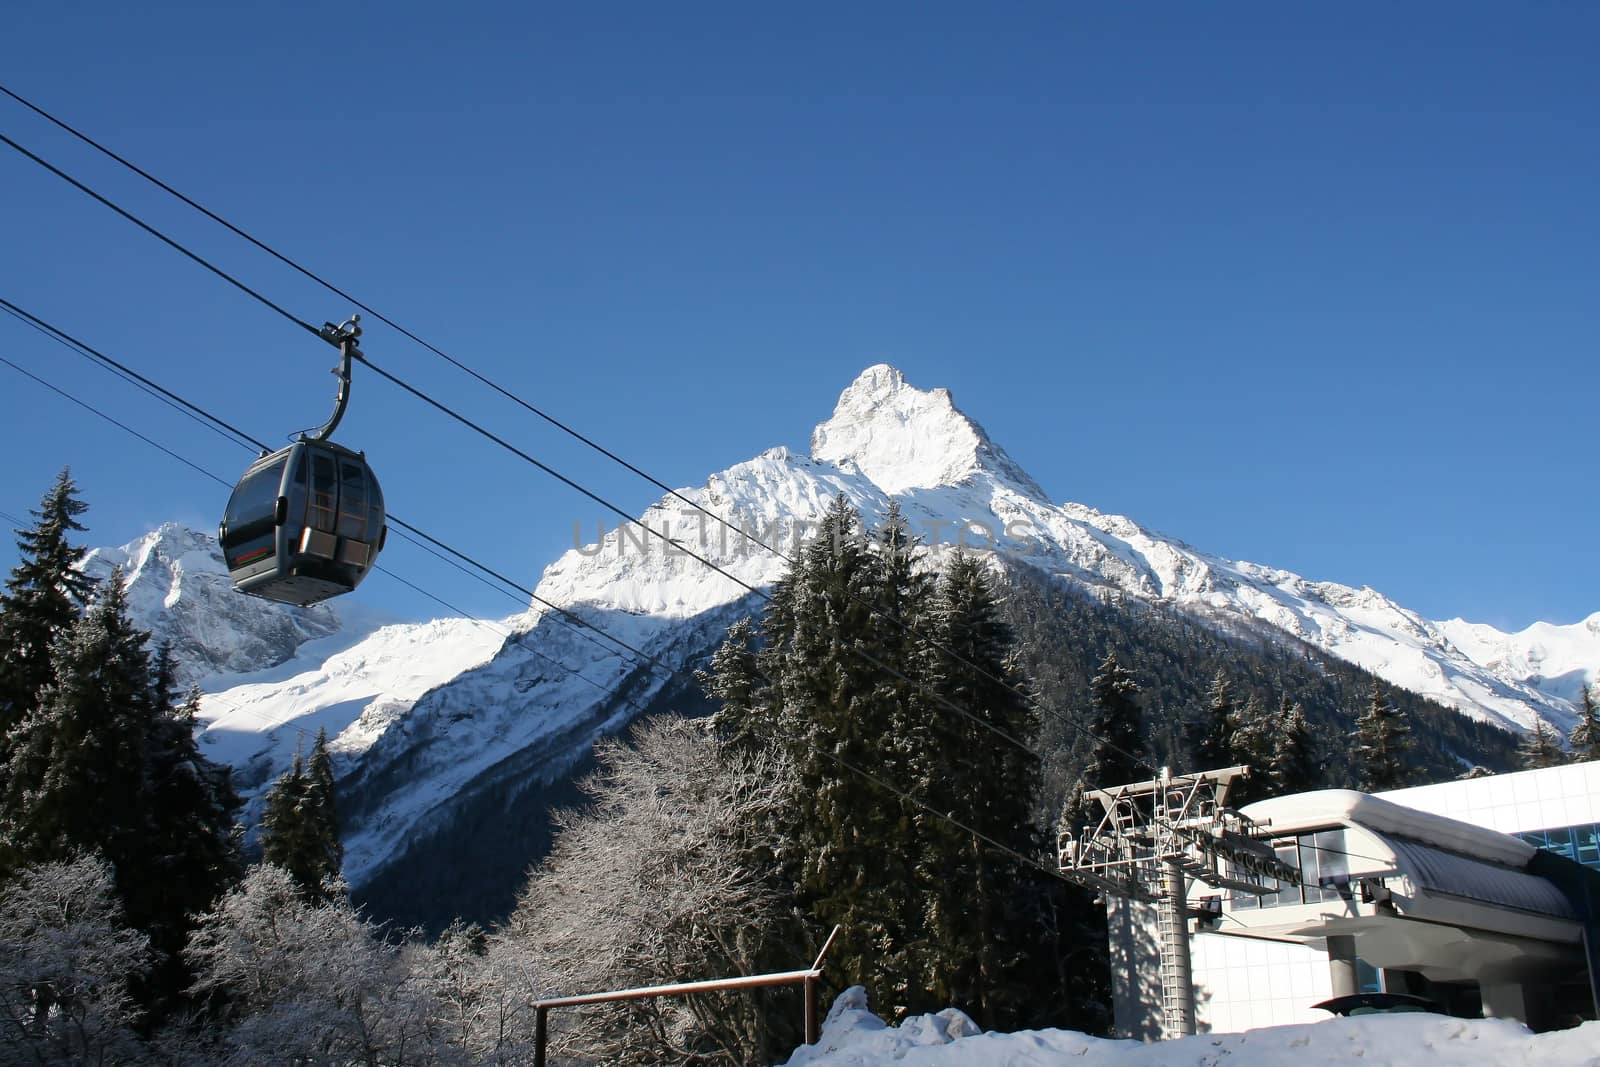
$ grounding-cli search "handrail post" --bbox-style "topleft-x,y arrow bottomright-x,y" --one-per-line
804,973 -> 818,1046
534,1004 -> 548,1067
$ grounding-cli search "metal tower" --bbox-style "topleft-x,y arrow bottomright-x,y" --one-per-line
1057,766 -> 1299,1037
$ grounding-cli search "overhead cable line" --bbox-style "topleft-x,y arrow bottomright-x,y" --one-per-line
0,301 -> 250,452
0,99 -> 1112,768
0,351 -> 228,486
0,296 -> 271,451
0,79 -> 773,552
0,131 -> 320,339
0,296 -> 673,682
0,124 -> 1140,776
10,308 -> 1372,904
0,329 -> 1101,895
0,343 -> 665,718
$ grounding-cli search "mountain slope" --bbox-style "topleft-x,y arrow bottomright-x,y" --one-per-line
81,523 -> 345,686
92,365 -> 1589,899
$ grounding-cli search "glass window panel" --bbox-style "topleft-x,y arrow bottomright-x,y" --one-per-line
1516,824 -> 1600,869
337,461 -> 368,539
309,452 -> 338,532
1298,840 -> 1319,904
1266,844 -> 1297,908
223,460 -> 286,535
1575,825 -> 1599,867
1314,829 -> 1350,901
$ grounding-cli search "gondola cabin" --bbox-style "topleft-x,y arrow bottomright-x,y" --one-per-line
220,440 -> 386,606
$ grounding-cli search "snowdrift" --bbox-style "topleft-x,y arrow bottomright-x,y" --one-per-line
784,987 -> 1600,1066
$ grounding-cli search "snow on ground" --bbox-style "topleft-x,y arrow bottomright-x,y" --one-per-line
783,987 -> 1600,1066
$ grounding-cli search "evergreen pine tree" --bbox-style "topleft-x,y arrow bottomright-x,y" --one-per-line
305,728 -> 343,884
781,494 -> 908,1008
1569,682 -> 1600,763
1226,695 -> 1274,807
1193,671 -> 1237,770
1,573 -> 242,1024
0,568 -> 150,879
1064,652 -> 1146,837
129,674 -> 243,1014
915,553 -> 1040,1026
866,502 -> 937,1007
1517,719 -> 1567,770
259,752 -> 310,879
1051,652 -> 1148,1038
1355,682 -> 1413,791
699,618 -> 765,755
260,730 -> 343,900
0,470 -> 94,766
1268,696 -> 1319,797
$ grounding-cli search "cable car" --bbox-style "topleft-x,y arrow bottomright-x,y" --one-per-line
220,317 -> 387,606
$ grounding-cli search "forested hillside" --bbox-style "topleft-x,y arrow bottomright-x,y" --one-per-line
360,544 -> 1521,936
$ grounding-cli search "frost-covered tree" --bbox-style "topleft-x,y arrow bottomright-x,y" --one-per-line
1226,695 -> 1274,807
1569,682 -> 1600,763
405,920 -> 532,1066
500,716 -> 792,1066
0,855 -> 151,1066
1355,682 -> 1413,792
1268,697 -> 1319,797
1192,671 -> 1237,771
1517,719 -> 1567,770
185,864 -> 442,1066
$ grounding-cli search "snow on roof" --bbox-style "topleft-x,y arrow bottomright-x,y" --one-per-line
1240,789 -> 1537,868
1382,834 -> 1576,918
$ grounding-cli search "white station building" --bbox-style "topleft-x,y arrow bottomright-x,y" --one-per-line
1109,761 -> 1600,1037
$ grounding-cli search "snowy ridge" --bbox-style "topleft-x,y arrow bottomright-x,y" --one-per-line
1436,613 -> 1600,707
528,364 -> 1588,733
113,365 -> 1590,887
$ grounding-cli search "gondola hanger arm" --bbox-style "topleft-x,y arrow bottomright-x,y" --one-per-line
307,314 -> 362,442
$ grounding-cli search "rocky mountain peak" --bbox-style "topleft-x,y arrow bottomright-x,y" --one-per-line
809,364 -> 1047,498
80,523 -> 342,685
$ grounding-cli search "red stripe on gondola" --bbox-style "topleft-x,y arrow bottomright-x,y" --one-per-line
233,547 -> 274,565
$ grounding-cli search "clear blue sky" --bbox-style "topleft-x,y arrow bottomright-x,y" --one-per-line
1,2 -> 1594,631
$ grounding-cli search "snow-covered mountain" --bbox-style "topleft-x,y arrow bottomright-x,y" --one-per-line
536,363 -> 1594,734
82,523 -> 344,686
94,365 -> 1595,889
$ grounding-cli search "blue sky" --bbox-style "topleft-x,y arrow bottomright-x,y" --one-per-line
0,2 -> 1594,631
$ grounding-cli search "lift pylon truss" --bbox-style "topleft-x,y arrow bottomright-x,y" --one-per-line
1055,765 -> 1302,1038
1058,765 -> 1299,898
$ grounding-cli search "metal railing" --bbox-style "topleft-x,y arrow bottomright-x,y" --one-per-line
531,926 -> 841,1067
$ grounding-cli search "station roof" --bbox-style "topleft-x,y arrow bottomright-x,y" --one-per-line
1242,789 -> 1537,867
1241,789 -> 1578,922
